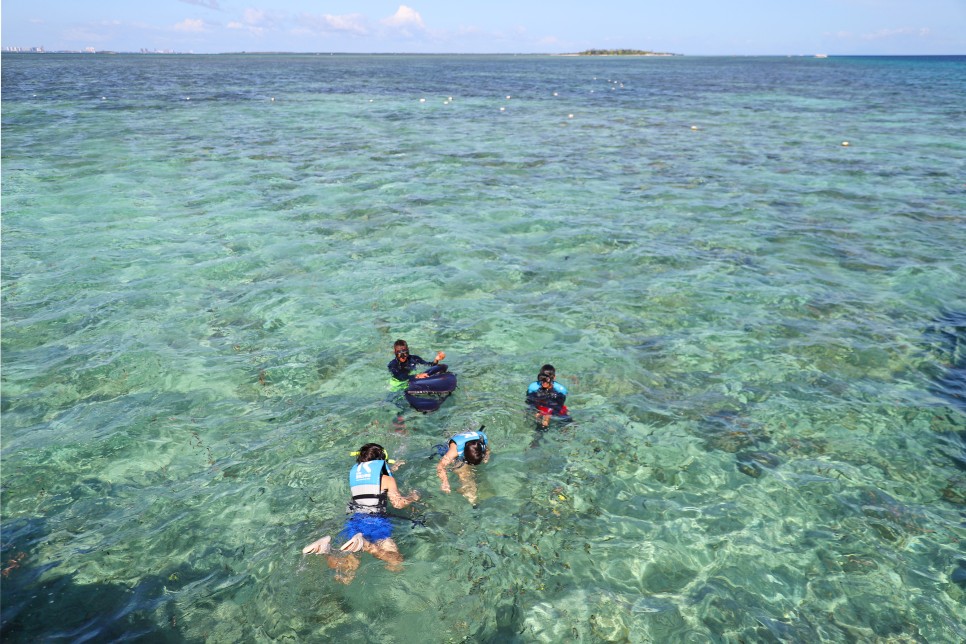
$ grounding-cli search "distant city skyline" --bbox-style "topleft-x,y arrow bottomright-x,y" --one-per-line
3,1 -> 964,56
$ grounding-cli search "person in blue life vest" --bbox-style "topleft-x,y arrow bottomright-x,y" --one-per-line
387,339 -> 446,386
436,427 -> 489,505
302,443 -> 419,584
526,364 -> 569,428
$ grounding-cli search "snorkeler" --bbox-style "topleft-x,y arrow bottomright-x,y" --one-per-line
387,339 -> 446,385
302,443 -> 419,584
526,364 -> 570,428
436,426 -> 490,505
387,339 -> 451,422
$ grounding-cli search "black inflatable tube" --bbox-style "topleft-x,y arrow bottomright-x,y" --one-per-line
405,392 -> 450,412
406,371 -> 457,395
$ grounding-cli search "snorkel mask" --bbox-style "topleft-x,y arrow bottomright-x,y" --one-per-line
350,447 -> 396,464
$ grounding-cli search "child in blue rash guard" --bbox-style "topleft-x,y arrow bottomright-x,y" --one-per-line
302,443 -> 419,584
526,364 -> 569,427
387,339 -> 446,386
436,427 -> 489,505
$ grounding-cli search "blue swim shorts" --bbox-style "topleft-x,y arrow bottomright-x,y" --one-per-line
341,513 -> 393,543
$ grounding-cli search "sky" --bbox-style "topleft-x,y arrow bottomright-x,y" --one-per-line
2,1 -> 965,55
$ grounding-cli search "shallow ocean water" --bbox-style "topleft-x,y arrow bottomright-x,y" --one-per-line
2,53 -> 965,642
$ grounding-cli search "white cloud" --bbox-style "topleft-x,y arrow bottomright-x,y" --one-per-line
382,5 -> 425,30
300,13 -> 369,36
179,0 -> 220,9
226,8 -> 278,36
242,9 -> 268,26
174,19 -> 206,33
63,26 -> 109,44
861,27 -> 930,40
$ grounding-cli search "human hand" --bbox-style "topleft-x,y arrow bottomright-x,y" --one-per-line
409,490 -> 421,502
440,481 -> 451,493
435,351 -> 445,362
390,460 -> 405,472
415,373 -> 428,379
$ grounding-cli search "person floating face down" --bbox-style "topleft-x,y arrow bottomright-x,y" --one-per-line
436,427 -> 490,505
302,443 -> 419,584
387,339 -> 446,385
526,364 -> 569,427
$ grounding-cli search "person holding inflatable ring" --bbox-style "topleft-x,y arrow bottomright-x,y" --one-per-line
387,339 -> 447,384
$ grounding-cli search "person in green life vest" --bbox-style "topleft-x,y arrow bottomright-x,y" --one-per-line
387,339 -> 446,386
387,339 -> 447,426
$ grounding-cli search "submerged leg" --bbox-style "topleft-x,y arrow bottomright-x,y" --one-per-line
327,553 -> 360,584
455,466 -> 479,505
366,538 -> 403,572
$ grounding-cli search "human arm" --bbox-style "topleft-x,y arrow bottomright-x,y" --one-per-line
382,473 -> 419,508
525,382 -> 540,406
551,382 -> 568,410
436,442 -> 458,493
414,352 -> 447,379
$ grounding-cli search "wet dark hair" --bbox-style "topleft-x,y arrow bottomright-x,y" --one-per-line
539,364 -> 556,379
463,439 -> 486,465
393,339 -> 409,351
357,443 -> 388,463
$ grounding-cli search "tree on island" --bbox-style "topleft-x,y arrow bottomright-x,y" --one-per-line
577,48 -> 673,56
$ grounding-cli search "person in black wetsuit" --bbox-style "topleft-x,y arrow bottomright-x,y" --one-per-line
387,339 -> 447,385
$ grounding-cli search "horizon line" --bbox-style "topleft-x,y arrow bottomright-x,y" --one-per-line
4,50 -> 965,57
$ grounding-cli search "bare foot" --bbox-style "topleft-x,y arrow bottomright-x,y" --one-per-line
302,535 -> 331,555
340,532 -> 366,553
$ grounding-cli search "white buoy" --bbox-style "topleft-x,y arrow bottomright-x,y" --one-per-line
500,106 -> 506,111
841,141 -> 850,147
271,97 -> 275,102
419,98 -> 426,103
568,114 -> 574,119
691,125 -> 699,130
506,95 -> 511,99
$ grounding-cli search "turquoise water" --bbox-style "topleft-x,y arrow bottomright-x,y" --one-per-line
2,53 -> 965,642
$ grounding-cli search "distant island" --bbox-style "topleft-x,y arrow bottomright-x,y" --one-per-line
571,49 -> 677,57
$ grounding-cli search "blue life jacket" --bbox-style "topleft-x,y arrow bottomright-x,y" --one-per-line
348,459 -> 392,513
526,381 -> 568,410
526,381 -> 568,396
450,429 -> 488,461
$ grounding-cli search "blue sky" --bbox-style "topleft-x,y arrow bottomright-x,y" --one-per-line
3,1 -> 964,54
